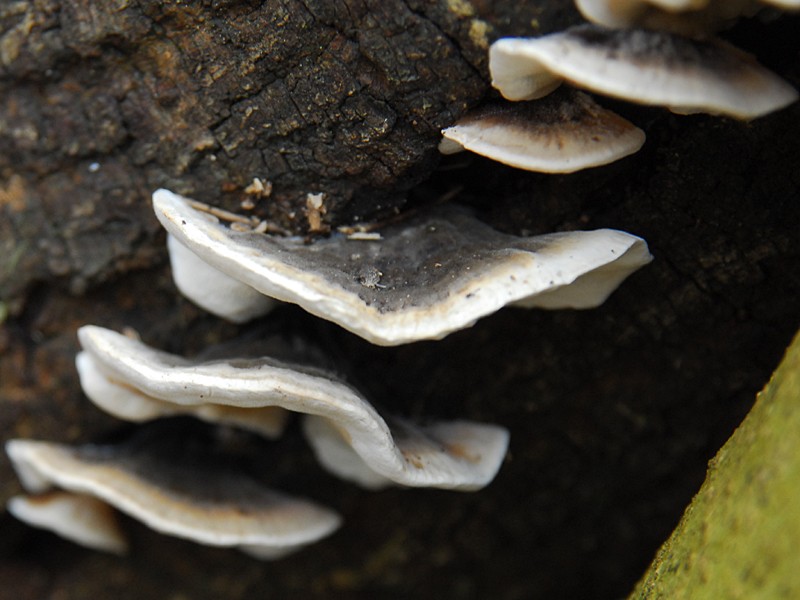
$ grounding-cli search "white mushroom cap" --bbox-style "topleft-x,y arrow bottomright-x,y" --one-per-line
574,0 -> 761,33
650,0 -> 710,7
153,189 -> 652,345
75,351 -> 288,439
488,38 -> 563,102
301,416 -> 393,490
302,415 -> 511,491
762,0 -> 800,8
77,325 -> 510,490
512,228 -> 658,309
7,491 -> 128,555
167,233 -> 275,323
440,90 -> 645,173
489,25 -> 798,119
6,439 -> 341,559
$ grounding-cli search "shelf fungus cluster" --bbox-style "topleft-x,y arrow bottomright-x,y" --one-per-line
5,184 -> 653,558
7,6 -> 687,560
7,320 -> 510,557
156,189 -> 652,345
438,88 -> 646,173
75,325 -> 510,491
575,0 -> 800,34
442,4 -> 797,172
6,437 -> 342,560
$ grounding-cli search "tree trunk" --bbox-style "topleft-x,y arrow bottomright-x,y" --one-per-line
1,2 -> 799,598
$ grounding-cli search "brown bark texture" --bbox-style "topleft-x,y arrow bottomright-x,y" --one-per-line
1,1 -> 800,599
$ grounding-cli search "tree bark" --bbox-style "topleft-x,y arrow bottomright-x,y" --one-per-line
0,0 -> 578,307
1,2 -> 799,599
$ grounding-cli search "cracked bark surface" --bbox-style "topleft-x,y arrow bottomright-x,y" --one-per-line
0,0 -> 578,308
1,2 -> 800,599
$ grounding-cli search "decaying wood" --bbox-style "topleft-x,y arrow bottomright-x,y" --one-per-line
1,2 -> 800,599
0,0 -> 578,308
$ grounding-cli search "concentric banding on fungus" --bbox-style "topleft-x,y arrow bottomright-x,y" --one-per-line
154,189 -> 653,346
7,491 -> 128,555
574,0 -> 762,34
440,89 -> 645,172
6,438 -> 341,559
76,351 -> 289,439
77,325 -> 510,490
762,0 -> 800,8
301,414 -> 510,491
489,25 -> 798,119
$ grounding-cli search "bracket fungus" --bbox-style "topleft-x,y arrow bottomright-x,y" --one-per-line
574,0 -> 762,33
764,0 -> 800,7
167,233 -> 276,324
6,437 -> 341,560
76,325 -> 510,491
154,189 -> 652,346
7,491 -> 128,555
488,25 -> 799,119
300,415 -> 508,491
575,0 -> 799,33
76,351 -> 288,440
439,89 -> 645,173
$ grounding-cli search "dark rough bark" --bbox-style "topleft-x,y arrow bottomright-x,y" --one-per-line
2,2 -> 800,600
0,0 -> 578,309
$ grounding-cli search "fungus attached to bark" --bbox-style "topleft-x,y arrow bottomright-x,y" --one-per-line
7,491 -> 128,555
154,189 -> 652,346
763,0 -> 800,8
76,351 -> 288,439
574,0 -> 761,34
167,234 -> 276,323
77,325 -> 510,491
489,25 -> 798,119
6,438 -> 341,559
440,89 -> 645,173
301,415 -> 508,490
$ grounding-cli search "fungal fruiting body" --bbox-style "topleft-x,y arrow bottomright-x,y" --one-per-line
457,11 -> 797,173
76,325 -> 510,491
5,438 -> 342,559
574,0 -> 762,33
154,189 -> 652,345
168,233 -> 276,323
7,185 -> 655,556
76,350 -> 289,439
488,25 -> 798,119
439,89 -> 646,172
7,491 -> 128,555
575,0 -> 798,33
301,415 -> 509,491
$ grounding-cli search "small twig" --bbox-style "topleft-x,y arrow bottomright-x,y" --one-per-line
188,199 -> 257,225
188,198 -> 293,236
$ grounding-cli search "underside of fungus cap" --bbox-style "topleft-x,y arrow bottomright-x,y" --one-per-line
300,416 -> 393,490
645,0 -> 710,7
75,351 -> 288,439
77,325 -> 510,490
302,415 -> 511,491
575,0 -> 761,34
440,89 -> 645,173
513,228 -> 655,309
489,37 -> 564,101
762,0 -> 800,8
7,491 -> 128,555
153,189 -> 652,345
168,233 -> 276,323
489,25 -> 798,119
5,437 -> 341,558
